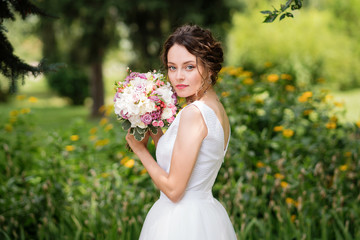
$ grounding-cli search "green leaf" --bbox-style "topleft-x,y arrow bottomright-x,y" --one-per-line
295,0 -> 302,8
263,14 -> 278,23
134,130 -> 144,141
280,13 -> 286,21
129,127 -> 135,135
149,125 -> 158,135
136,127 -> 147,134
122,120 -> 131,131
260,10 -> 272,15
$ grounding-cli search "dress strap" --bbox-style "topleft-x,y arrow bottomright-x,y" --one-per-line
189,101 -> 230,157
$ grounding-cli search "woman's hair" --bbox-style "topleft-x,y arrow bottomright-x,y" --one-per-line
161,25 -> 224,85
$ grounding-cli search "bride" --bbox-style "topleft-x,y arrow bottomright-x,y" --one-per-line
126,24 -> 237,240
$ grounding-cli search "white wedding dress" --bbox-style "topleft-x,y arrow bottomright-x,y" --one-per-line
139,101 -> 237,240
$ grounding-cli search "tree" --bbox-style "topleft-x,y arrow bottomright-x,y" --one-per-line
0,0 -> 54,101
37,0 -> 236,117
124,0 -> 236,71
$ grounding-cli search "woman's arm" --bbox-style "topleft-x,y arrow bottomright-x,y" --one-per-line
126,105 -> 207,202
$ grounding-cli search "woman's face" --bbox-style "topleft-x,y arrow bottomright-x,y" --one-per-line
167,44 -> 206,98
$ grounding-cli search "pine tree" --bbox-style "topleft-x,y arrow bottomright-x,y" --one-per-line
0,0 -> 53,93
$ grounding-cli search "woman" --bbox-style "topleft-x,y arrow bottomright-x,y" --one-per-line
126,25 -> 237,240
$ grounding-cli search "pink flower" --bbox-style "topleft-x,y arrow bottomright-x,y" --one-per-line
141,113 -> 152,125
167,116 -> 175,123
152,120 -> 159,127
158,120 -> 164,127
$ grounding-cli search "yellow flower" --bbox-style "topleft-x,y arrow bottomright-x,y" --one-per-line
326,122 -> 336,129
105,124 -> 114,131
286,197 -> 295,205
20,108 -> 31,114
280,181 -> 289,189
89,127 -> 98,134
255,99 -> 264,104
330,116 -> 338,123
89,135 -> 97,141
357,120 -> 360,128
264,62 -> 273,68
16,95 -> 26,101
303,109 -> 313,116
317,78 -> 325,83
281,74 -> 292,80
100,118 -> 108,126
10,110 -> 19,117
256,162 -> 265,168
291,215 -> 296,222
298,91 -> 313,103
121,156 -> 130,165
273,126 -> 283,132
285,85 -> 295,92
334,102 -> 344,108
243,78 -> 254,85
267,74 -> 279,83
324,94 -> 333,102
241,71 -> 253,78
282,129 -> 294,138
95,139 -> 110,147
140,168 -> 147,175
28,96 -> 38,103
344,152 -> 352,158
70,135 -> 79,141
221,91 -> 230,97
229,67 -> 243,77
4,124 -> 13,132
339,164 -> 348,171
303,91 -> 313,98
124,159 -> 135,168
101,172 -> 110,178
65,145 -> 75,152
98,105 -> 106,113
106,105 -> 114,116
298,96 -> 308,103
274,173 -> 285,180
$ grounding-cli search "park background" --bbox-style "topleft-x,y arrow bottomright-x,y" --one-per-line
1,0 -> 360,239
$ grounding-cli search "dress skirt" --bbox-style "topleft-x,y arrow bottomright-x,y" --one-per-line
139,191 -> 237,240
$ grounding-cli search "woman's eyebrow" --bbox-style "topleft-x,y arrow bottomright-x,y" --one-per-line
167,60 -> 196,65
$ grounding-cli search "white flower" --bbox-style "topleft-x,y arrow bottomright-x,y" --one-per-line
129,115 -> 146,128
161,107 -> 173,119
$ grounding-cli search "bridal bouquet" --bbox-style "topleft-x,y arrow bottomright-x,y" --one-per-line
114,70 -> 177,141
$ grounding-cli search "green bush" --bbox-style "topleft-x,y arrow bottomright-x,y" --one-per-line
227,9 -> 360,90
47,67 -> 89,105
214,66 -> 360,239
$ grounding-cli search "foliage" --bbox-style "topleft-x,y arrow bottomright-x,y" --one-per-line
47,67 -> 89,105
1,65 -> 360,239
215,65 -> 360,239
227,9 -> 360,90
0,0 -> 55,93
261,0 -> 303,22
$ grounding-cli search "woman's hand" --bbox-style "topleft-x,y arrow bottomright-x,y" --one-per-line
126,130 -> 150,154
149,128 -> 163,148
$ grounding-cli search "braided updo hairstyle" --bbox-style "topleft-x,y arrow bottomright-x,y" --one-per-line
161,25 -> 224,86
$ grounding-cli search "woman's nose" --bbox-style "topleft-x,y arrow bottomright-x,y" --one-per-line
176,69 -> 185,80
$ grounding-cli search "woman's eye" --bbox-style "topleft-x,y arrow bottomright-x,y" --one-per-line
186,65 -> 195,70
168,66 -> 176,71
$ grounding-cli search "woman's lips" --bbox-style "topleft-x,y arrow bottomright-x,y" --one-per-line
176,84 -> 188,90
